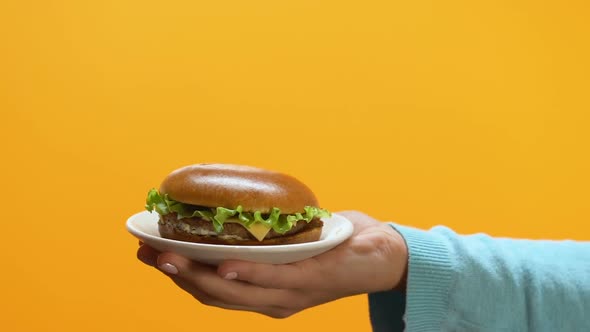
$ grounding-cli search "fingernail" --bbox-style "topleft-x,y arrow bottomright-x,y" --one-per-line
223,272 -> 238,280
159,263 -> 178,275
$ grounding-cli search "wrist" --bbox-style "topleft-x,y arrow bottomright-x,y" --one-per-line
378,222 -> 408,292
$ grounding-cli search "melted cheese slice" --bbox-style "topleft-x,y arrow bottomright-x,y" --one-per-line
224,218 -> 272,242
244,222 -> 272,242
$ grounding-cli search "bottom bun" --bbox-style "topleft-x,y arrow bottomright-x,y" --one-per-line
158,222 -> 323,246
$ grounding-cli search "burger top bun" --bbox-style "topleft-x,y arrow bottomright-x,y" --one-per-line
159,163 -> 320,214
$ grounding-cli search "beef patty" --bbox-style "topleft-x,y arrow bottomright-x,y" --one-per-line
159,212 -> 323,241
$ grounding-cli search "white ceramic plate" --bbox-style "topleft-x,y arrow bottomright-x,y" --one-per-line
126,211 -> 354,265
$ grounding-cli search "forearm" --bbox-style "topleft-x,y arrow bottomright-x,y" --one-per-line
440,227 -> 590,331
369,223 -> 590,332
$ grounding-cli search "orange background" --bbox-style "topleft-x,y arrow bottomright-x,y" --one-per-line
1,1 -> 589,331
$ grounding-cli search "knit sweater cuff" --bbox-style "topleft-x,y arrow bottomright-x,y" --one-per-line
388,223 -> 454,331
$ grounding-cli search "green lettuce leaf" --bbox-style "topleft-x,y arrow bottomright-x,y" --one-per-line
145,189 -> 170,215
145,188 -> 330,234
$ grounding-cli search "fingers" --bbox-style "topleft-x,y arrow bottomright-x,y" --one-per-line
137,244 -> 159,266
156,252 -> 301,309
135,249 -> 321,317
168,276 -> 295,319
216,258 -> 323,290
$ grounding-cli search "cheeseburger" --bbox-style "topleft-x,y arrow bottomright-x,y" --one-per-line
145,163 -> 330,245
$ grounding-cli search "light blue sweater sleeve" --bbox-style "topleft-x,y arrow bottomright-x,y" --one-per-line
368,224 -> 590,332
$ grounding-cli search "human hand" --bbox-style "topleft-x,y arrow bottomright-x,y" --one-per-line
136,210 -> 408,318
